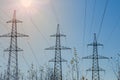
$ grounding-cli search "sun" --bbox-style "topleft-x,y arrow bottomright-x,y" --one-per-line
20,0 -> 33,8
19,0 -> 50,16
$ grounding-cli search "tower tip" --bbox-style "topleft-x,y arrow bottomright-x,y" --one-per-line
94,33 -> 96,38
57,24 -> 59,27
57,24 -> 60,33
14,10 -> 16,13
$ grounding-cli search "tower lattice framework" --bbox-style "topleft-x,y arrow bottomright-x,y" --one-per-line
0,10 -> 28,80
45,24 -> 71,80
82,33 -> 108,80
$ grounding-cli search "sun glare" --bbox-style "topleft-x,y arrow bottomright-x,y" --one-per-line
19,0 -> 50,16
20,0 -> 33,8
20,0 -> 50,8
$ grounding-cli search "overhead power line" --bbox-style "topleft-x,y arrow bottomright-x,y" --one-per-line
20,23 -> 41,67
97,0 -> 109,40
82,0 -> 87,54
89,0 -> 96,36
26,10 -> 50,46
21,52 -> 30,68
105,15 -> 120,45
50,0 -> 60,24
26,40 -> 41,67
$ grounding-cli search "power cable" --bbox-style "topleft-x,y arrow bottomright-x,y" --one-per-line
108,58 -> 118,78
25,9 -> 50,46
26,40 -> 41,67
82,0 -> 87,57
89,0 -> 96,37
97,0 -> 109,40
21,52 -> 30,68
105,15 -> 120,45
50,0 -> 60,24
0,8 -> 11,18
83,0 -> 87,41
20,23 -> 41,67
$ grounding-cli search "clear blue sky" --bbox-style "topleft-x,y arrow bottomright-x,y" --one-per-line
0,0 -> 120,80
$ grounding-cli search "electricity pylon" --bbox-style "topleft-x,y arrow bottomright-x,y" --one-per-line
0,10 -> 28,80
116,54 -> 120,80
82,33 -> 108,80
71,48 -> 79,80
45,24 -> 71,80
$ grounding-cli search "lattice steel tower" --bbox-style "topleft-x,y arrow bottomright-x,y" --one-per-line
117,54 -> 120,80
71,48 -> 79,80
45,24 -> 71,80
82,33 -> 108,80
0,10 -> 28,80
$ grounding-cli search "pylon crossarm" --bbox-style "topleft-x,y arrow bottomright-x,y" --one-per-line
86,68 -> 92,71
49,59 -> 55,62
97,43 -> 103,46
7,19 -> 22,23
0,33 -> 28,37
50,34 -> 66,37
87,43 -> 103,47
49,58 -> 67,62
99,67 -> 105,72
45,46 -> 71,50
17,33 -> 29,37
0,33 -> 11,37
98,55 -> 109,59
4,47 -> 23,52
45,46 -> 55,50
82,55 -> 93,59
61,46 -> 71,50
